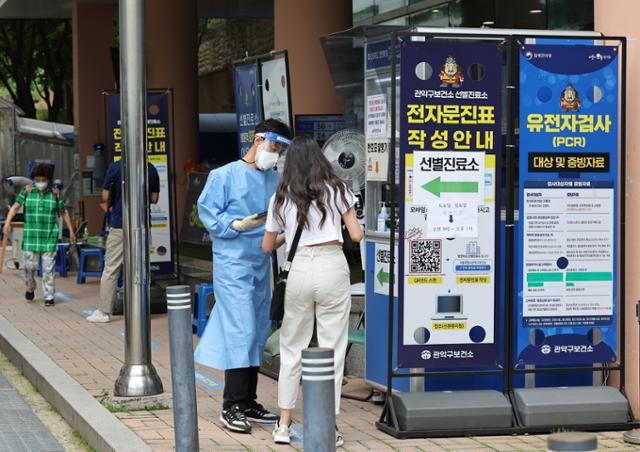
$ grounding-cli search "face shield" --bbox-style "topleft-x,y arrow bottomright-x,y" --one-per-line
255,132 -> 291,170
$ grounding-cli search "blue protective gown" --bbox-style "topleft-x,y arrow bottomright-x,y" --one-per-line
194,160 -> 279,370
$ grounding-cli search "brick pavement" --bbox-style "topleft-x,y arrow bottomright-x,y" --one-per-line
0,269 -> 637,451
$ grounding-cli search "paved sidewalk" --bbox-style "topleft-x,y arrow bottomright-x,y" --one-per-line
0,363 -> 62,451
0,269 -> 637,451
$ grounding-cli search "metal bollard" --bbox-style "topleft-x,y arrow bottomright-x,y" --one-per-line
302,347 -> 336,452
166,286 -> 199,452
547,432 -> 597,452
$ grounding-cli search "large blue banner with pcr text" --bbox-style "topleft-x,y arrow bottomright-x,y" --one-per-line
516,43 -> 619,367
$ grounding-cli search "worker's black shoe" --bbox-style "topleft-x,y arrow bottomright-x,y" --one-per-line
25,291 -> 34,301
44,298 -> 55,307
245,403 -> 279,424
220,404 -> 251,433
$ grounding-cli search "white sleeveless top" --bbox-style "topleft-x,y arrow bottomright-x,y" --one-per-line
265,185 -> 356,252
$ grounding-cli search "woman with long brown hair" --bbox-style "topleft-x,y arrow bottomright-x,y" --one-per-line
263,136 -> 362,446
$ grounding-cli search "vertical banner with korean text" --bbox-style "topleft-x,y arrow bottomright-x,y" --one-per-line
234,63 -> 263,158
516,44 -> 619,366
105,91 -> 175,277
260,57 -> 291,129
399,40 -> 502,368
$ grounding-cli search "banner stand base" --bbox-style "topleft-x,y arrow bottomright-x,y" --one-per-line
513,386 -> 629,427
379,390 -> 512,434
377,389 -> 639,439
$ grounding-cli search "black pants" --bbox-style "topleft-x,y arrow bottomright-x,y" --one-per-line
223,366 -> 259,410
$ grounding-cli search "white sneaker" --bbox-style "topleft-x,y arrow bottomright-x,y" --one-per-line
86,310 -> 110,323
272,421 -> 291,444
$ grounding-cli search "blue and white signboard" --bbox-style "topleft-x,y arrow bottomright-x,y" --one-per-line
234,63 -> 263,158
399,40 -> 502,368
516,44 -> 619,366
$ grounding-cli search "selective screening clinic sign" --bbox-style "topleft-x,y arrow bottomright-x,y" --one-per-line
234,63 -> 263,158
516,44 -> 619,367
105,91 -> 175,277
398,40 -> 502,369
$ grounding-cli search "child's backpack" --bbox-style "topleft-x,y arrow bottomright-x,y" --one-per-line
24,184 -> 62,216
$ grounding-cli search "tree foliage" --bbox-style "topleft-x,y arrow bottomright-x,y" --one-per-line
0,19 -> 73,123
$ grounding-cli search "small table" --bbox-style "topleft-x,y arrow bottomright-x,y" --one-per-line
0,221 -> 24,274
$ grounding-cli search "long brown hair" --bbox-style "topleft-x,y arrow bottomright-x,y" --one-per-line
273,136 -> 349,230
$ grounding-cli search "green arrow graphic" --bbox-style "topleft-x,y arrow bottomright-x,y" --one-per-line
377,268 -> 393,285
421,177 -> 478,198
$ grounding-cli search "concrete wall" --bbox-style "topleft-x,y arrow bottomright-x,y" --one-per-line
274,0 -> 352,117
595,0 -> 640,417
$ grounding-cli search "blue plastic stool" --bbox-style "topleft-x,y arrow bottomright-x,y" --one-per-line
38,244 -> 68,278
77,247 -> 105,284
193,283 -> 214,337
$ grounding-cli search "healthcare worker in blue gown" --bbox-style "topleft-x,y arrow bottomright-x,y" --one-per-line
195,119 -> 292,434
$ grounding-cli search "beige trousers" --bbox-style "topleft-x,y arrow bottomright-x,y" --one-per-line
99,228 -> 123,314
278,245 -> 351,415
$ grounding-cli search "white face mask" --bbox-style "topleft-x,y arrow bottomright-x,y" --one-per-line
35,181 -> 48,192
255,143 -> 280,170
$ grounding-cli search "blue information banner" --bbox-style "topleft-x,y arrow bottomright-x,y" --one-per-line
399,40 -> 502,368
233,63 -> 263,158
294,114 -> 354,147
105,91 -> 175,277
366,40 -> 401,71
516,44 -> 619,367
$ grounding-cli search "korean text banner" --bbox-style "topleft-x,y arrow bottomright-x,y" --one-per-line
399,40 -> 502,368
516,44 -> 619,367
105,91 -> 175,277
261,57 -> 290,128
234,63 -> 263,158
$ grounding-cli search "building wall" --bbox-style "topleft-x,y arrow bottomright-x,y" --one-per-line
198,71 -> 235,113
72,1 -> 199,234
197,19 -> 274,114
274,0 -> 352,117
198,19 -> 274,76
595,0 -> 640,417
72,0 -> 115,235
146,0 -> 199,233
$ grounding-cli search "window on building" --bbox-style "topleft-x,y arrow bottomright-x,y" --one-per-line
354,0 -> 593,30
449,0 -> 495,28
353,0 -> 376,22
547,0 -> 594,30
380,16 -> 409,26
497,0 -> 547,29
377,0 -> 408,15
410,4 -> 449,27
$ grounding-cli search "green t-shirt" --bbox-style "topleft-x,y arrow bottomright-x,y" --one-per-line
16,186 -> 65,253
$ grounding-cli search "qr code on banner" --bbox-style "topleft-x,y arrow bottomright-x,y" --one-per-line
410,240 -> 442,273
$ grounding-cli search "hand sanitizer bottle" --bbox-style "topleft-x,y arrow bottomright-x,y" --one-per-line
377,202 -> 389,233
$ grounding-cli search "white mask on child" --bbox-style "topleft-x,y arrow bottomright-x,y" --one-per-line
35,182 -> 48,192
